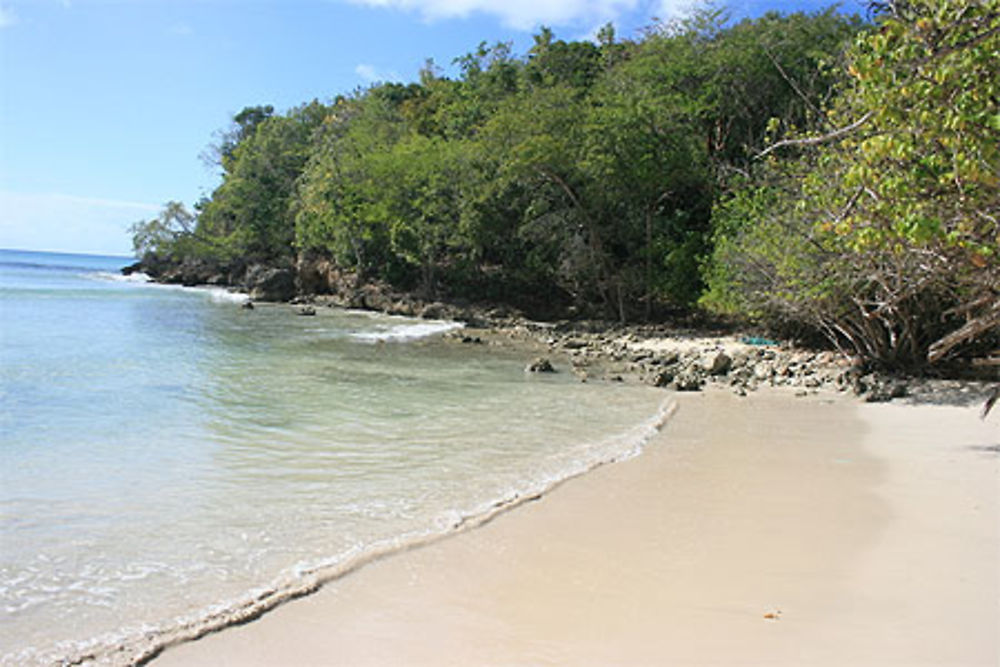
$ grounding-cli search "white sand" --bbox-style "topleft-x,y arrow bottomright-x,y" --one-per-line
154,389 -> 999,666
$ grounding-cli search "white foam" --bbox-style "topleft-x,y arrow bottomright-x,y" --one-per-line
351,320 -> 464,343
91,271 -> 152,283
87,271 -> 251,304
204,287 -> 250,304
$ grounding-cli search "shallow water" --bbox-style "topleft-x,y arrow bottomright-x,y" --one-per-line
0,249 -> 667,664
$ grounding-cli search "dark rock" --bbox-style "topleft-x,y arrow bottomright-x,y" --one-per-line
121,261 -> 143,276
526,357 -> 556,373
704,351 -> 732,376
865,379 -> 909,403
246,266 -> 296,302
650,369 -> 675,388
297,306 -> 317,316
295,251 -> 336,295
672,370 -> 704,392
241,301 -> 255,310
420,302 -> 449,320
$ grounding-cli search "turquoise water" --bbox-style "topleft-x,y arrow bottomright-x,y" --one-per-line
0,249 -> 669,664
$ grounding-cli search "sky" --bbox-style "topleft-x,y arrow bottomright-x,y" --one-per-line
0,0 -> 867,256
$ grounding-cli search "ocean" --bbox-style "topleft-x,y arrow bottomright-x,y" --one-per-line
0,248 -> 669,664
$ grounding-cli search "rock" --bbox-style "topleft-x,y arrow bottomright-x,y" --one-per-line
295,251 -> 336,295
246,266 -> 296,302
121,261 -> 144,276
865,379 -> 909,403
704,351 -> 732,376
241,301 -> 255,310
562,338 -> 588,350
297,306 -> 317,316
650,369 -> 675,387
461,335 -> 484,344
420,302 -> 449,320
672,370 -> 704,392
658,350 -> 681,366
525,357 -> 556,373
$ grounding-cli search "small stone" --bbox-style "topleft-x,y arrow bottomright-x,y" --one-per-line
525,357 -> 556,373
297,306 -> 317,316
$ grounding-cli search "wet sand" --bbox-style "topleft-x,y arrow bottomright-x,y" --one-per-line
153,389 -> 999,666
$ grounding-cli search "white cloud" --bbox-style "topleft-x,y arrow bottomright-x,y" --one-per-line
654,0 -> 698,21
0,3 -> 18,28
0,192 -> 160,256
167,23 -> 194,37
355,63 -> 401,83
350,0 -> 644,30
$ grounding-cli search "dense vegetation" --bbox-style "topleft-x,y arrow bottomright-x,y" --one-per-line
132,0 -> 999,371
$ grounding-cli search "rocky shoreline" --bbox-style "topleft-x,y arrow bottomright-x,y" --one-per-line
444,321 -> 996,409
122,258 -> 997,411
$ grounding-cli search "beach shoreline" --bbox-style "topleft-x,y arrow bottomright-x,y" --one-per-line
152,387 -> 999,666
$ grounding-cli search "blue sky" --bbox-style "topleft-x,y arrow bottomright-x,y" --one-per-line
0,0 -> 866,256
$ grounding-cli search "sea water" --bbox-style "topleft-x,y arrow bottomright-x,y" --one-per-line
0,249 -> 669,664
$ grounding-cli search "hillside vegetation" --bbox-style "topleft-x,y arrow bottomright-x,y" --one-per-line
132,0 -> 999,371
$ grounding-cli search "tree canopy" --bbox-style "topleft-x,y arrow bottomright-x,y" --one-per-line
131,2 -> 999,369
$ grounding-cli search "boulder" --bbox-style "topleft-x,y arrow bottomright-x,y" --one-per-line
704,351 -> 732,376
420,302 -> 449,320
296,252 -> 336,295
246,266 -> 296,302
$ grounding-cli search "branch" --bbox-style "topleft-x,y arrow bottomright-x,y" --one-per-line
755,111 -> 873,159
927,298 -> 1000,363
763,46 -> 823,119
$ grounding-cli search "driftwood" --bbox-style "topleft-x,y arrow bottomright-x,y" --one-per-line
927,298 -> 1000,364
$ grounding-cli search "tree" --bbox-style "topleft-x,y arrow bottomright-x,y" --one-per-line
198,100 -> 327,262
130,201 -> 201,258
704,0 -> 999,368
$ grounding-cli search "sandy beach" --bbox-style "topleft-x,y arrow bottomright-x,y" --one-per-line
153,388 -> 999,666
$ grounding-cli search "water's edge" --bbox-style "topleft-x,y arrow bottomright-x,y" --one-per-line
65,399 -> 678,667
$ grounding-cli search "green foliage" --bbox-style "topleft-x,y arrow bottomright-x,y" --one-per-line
197,100 -> 327,261
130,201 -> 202,258
155,5 -> 865,323
704,0 -> 999,367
